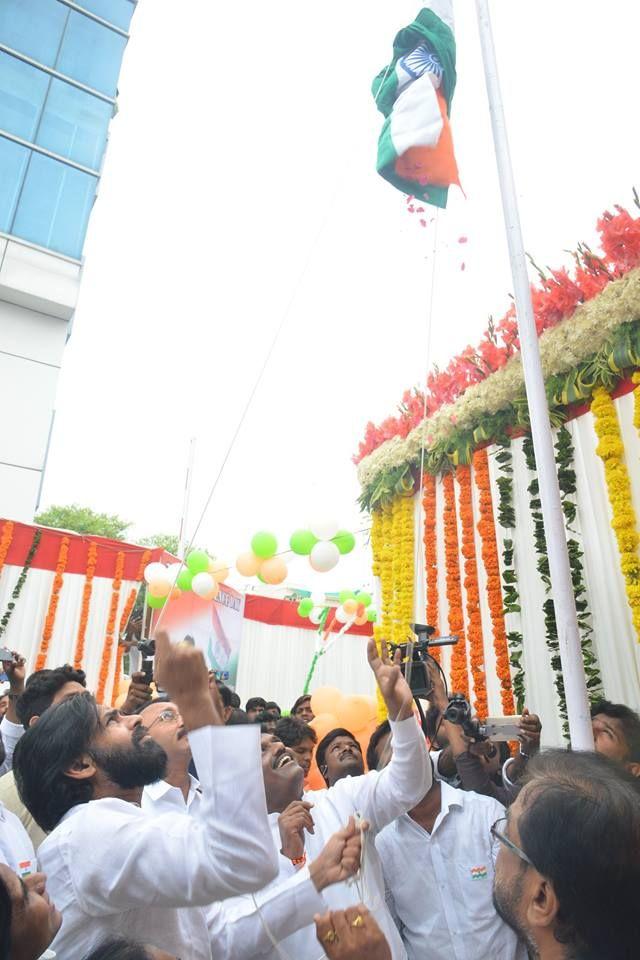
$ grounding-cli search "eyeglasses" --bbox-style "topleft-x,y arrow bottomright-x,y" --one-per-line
145,708 -> 181,732
490,817 -> 533,867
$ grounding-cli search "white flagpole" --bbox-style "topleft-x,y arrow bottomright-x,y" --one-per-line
475,0 -> 593,749
177,437 -> 196,560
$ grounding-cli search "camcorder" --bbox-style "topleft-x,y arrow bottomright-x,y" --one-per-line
390,623 -> 459,699
137,638 -> 156,685
444,692 -> 522,742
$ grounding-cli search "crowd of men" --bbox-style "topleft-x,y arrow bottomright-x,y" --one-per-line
0,636 -> 639,960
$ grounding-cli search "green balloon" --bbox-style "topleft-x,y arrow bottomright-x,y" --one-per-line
177,568 -> 193,591
257,572 -> 267,584
298,598 -> 314,618
186,550 -> 209,575
356,592 -> 372,608
289,529 -> 318,556
339,590 -> 356,604
367,608 -> 377,622
251,531 -> 278,559
333,530 -> 356,555
147,593 -> 166,609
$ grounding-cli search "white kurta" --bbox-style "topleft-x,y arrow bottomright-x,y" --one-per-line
0,799 -> 36,875
40,725 -> 278,960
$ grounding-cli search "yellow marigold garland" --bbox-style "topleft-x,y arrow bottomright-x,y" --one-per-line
591,387 -> 640,639
442,473 -> 469,698
35,536 -> 70,671
371,507 -> 392,722
422,474 -> 440,662
0,521 -> 14,578
97,551 -> 125,704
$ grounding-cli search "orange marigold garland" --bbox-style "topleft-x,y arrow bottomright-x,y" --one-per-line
97,551 -> 125,704
472,449 -> 516,715
35,536 -> 70,671
456,465 -> 488,719
73,542 -> 98,670
110,549 -> 151,704
422,474 -> 440,663
442,472 -> 469,698
0,521 -> 14,578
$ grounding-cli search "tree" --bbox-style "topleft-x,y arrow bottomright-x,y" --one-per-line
139,533 -> 179,555
35,504 -> 131,540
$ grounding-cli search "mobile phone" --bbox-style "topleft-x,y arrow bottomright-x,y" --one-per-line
0,647 -> 15,663
482,716 -> 522,741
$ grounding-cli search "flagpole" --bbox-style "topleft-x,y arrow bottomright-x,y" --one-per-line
474,0 -> 593,749
177,437 -> 196,560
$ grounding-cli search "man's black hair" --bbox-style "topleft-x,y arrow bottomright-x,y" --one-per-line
82,938 -> 154,960
366,720 -> 391,771
15,664 -> 86,730
216,683 -> 233,709
246,697 -> 267,713
230,691 -> 241,709
591,699 -> 640,762
264,701 -> 281,714
0,872 -> 11,960
227,708 -> 249,725
134,696 -> 170,714
315,728 -> 360,773
517,749 -> 640,960
275,716 -> 317,748
291,694 -> 311,715
256,709 -> 280,732
14,692 -> 99,832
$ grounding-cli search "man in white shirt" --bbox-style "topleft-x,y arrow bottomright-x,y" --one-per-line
13,632 -> 279,960
376,764 -> 526,960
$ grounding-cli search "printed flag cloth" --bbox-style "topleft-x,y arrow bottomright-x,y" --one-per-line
372,2 -> 459,208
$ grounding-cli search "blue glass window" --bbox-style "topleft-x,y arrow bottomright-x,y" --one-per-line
0,137 -> 29,232
0,0 -> 69,68
12,152 -> 97,258
0,53 -> 50,142
74,0 -> 135,31
55,11 -> 127,96
37,80 -> 113,170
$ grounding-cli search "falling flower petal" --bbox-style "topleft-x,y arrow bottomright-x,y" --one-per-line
458,236 -> 468,244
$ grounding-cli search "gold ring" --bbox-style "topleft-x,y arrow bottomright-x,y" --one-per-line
323,930 -> 338,944
351,915 -> 365,928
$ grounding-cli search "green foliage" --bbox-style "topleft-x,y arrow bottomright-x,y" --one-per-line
139,533 -> 179,555
35,504 -> 130,540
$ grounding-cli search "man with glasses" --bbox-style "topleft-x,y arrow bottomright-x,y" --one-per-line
139,698 -> 202,816
492,749 -> 640,960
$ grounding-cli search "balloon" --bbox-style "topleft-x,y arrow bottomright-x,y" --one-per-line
251,532 -> 277,559
334,606 -> 349,624
342,598 -> 358,616
236,551 -> 261,577
297,598 -> 314,618
289,529 -> 318,556
209,559 -> 229,583
257,573 -> 267,584
144,562 -> 167,585
310,520 -> 340,541
333,530 -> 356,555
177,568 -> 193,591
305,758 -> 327,791
186,550 -> 210,575
309,541 -> 340,573
191,572 -> 215,598
336,694 -> 377,733
356,604 -> 366,618
309,607 -> 323,625
169,586 -> 182,600
261,556 -> 288,585
147,593 -> 166,609
148,579 -> 171,599
355,612 -> 368,626
367,608 -> 378,623
309,712 -> 340,742
310,686 -> 343,717
338,590 -> 356,604
356,592 -> 372,608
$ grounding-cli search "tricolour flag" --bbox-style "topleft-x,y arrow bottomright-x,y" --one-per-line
372,2 -> 459,208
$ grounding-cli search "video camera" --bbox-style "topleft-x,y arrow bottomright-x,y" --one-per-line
391,623 -> 459,699
443,693 -> 486,741
137,638 -> 155,685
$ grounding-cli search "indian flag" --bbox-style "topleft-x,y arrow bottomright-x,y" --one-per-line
372,2 -> 459,208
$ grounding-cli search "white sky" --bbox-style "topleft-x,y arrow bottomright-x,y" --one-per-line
41,0 -> 640,593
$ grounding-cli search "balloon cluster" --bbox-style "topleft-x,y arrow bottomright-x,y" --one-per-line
235,532 -> 288,585
306,686 -> 378,789
144,551 -> 229,609
290,522 -> 356,574
297,590 -> 376,628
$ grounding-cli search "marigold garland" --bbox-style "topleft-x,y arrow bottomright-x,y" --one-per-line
0,521 -> 14,578
389,494 -> 414,649
96,551 -> 126,704
442,473 -> 469,698
472,449 -> 516,715
591,387 -> 640,639
422,474 -> 440,663
110,549 -> 151,704
35,536 -> 70,671
457,465 -> 488,719
371,507 -> 392,722
73,542 -> 98,670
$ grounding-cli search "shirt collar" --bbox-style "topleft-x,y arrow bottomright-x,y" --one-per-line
145,775 -> 201,802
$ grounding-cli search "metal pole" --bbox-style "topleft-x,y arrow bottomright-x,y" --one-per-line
177,437 -> 196,560
475,0 -> 593,749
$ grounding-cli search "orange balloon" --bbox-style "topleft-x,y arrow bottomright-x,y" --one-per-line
236,551 -> 261,577
148,579 -> 170,598
355,612 -> 368,626
305,752 -> 327,791
309,712 -> 340,742
310,686 -> 343,718
357,718 -> 379,770
260,556 -> 288,585
209,559 -> 229,582
203,582 -> 219,601
336,694 -> 377,734
342,598 -> 358,616
356,603 -> 366,618
169,586 -> 182,600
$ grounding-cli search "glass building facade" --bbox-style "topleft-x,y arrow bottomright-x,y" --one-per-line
0,0 -> 136,259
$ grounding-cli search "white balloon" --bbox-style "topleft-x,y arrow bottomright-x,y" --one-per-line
144,562 -> 168,585
334,606 -> 349,624
191,572 -> 215,597
310,591 -> 325,607
309,607 -> 323,625
309,540 -> 340,573
309,520 -> 340,542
